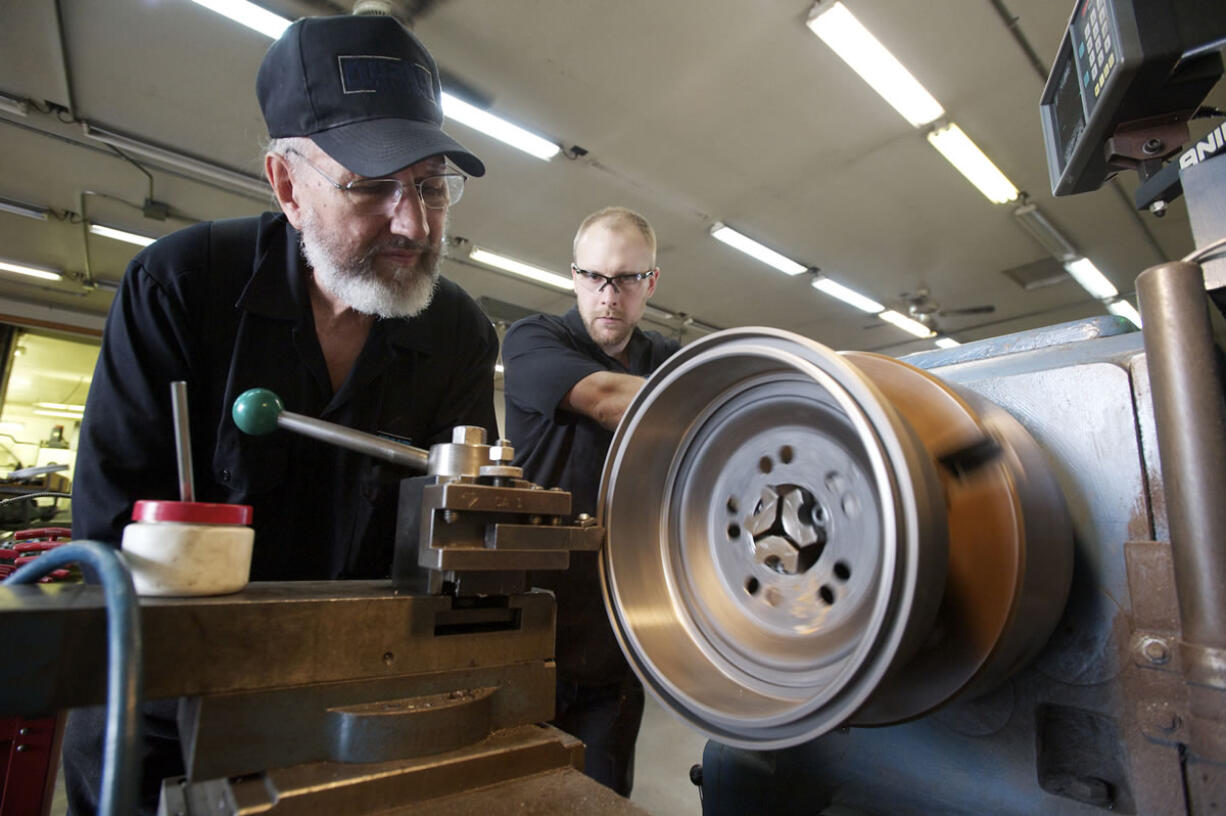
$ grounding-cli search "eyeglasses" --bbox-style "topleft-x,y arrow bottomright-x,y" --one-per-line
285,148 -> 466,214
571,264 -> 657,293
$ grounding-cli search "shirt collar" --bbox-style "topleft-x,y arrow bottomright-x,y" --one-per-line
562,306 -> 649,370
235,213 -> 307,321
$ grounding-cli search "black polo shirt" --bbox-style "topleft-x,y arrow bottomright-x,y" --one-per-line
502,306 -> 679,683
73,212 -> 499,580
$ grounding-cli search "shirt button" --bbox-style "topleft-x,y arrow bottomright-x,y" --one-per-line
220,469 -> 231,482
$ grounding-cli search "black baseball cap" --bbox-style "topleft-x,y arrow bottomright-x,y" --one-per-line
257,15 -> 485,178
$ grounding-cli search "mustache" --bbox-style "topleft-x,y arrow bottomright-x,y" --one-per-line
363,237 -> 435,258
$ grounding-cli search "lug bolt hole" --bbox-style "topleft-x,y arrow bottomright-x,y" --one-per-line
728,523 -> 741,539
745,577 -> 760,595
759,456 -> 773,474
726,497 -> 738,513
779,445 -> 794,464
833,561 -> 851,582
819,585 -> 835,605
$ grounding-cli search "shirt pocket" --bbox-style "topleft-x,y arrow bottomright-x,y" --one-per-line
212,431 -> 289,499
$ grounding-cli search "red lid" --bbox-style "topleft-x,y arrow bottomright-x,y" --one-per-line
131,500 -> 253,525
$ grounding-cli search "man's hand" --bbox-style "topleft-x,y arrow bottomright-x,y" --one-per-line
562,371 -> 646,430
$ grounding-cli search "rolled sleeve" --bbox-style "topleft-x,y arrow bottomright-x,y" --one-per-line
502,317 -> 603,419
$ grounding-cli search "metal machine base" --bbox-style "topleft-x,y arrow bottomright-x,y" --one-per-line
159,724 -> 650,816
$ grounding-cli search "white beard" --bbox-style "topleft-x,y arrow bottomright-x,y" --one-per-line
298,212 -> 442,319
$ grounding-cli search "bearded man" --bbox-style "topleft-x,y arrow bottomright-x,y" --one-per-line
65,15 -> 496,814
501,206 -> 681,797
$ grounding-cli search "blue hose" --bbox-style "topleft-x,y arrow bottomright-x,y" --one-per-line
3,542 -> 143,816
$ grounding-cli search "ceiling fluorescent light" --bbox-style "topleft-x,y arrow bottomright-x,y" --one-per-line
89,224 -> 156,247
1064,258 -> 1118,300
0,92 -> 29,118
469,247 -> 573,290
710,223 -> 807,276
83,123 -> 270,200
34,402 -> 85,414
685,319 -> 723,334
878,309 -> 935,338
33,408 -> 87,420
0,197 -> 48,220
806,2 -> 944,127
935,337 -> 961,349
643,303 -> 677,322
926,122 -> 1019,204
811,276 -> 884,313
441,93 -> 561,161
0,259 -> 63,282
1107,299 -> 1142,328
1012,204 -> 1078,262
190,0 -> 290,39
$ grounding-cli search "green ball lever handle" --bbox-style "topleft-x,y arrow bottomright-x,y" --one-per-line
231,388 -> 428,471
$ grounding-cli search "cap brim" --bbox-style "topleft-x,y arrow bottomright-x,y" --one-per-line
311,118 -> 486,178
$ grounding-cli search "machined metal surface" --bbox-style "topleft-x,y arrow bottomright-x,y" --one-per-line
275,409 -> 431,471
1184,151 -> 1226,291
600,328 -> 950,749
178,660 -> 554,780
398,476 -> 601,580
427,426 -> 491,478
159,725 -> 650,816
1137,259 -> 1226,765
1136,261 -> 1226,658
170,380 -> 196,501
900,314 -> 1135,370
0,582 -> 554,715
842,352 -> 1072,724
700,326 -> 1225,815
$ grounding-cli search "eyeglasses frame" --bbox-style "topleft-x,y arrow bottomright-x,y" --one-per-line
283,147 -> 466,212
571,263 -> 658,293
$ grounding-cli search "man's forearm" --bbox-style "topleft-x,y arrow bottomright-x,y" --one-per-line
561,371 -> 646,430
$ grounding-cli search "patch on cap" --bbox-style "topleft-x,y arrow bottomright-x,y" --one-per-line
338,55 -> 434,97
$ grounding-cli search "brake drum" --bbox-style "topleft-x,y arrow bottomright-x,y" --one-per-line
599,329 -> 1072,749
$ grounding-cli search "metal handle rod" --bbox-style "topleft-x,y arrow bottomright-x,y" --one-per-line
275,410 -> 429,472
170,381 -> 195,502
1136,261 -> 1226,651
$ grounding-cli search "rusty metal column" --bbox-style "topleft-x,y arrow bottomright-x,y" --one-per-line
1136,256 -> 1226,767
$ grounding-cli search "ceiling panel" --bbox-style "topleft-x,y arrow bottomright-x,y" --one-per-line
0,0 -> 1220,356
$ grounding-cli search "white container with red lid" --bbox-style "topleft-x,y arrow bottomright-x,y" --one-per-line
121,500 -> 255,596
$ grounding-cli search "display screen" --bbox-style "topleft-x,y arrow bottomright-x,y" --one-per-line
1051,41 -> 1087,170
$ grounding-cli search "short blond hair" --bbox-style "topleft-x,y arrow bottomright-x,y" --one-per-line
573,206 -> 657,263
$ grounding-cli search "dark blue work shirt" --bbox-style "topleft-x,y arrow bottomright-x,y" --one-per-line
73,212 -> 498,580
502,306 -> 679,683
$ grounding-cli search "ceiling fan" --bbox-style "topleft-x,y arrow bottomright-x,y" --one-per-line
865,286 -> 995,331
